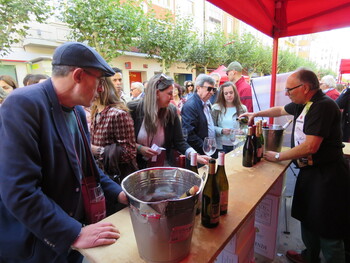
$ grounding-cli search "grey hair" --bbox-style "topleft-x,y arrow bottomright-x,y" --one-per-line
195,74 -> 215,87
320,75 -> 336,89
52,65 -> 77,77
210,72 -> 221,80
131,82 -> 144,92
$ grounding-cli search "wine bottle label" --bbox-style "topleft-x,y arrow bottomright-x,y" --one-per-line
257,147 -> 263,158
210,203 -> 220,224
220,191 -> 228,212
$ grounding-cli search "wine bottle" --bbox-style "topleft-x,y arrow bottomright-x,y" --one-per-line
178,154 -> 186,168
217,152 -> 229,215
255,122 -> 263,162
180,185 -> 200,198
189,152 -> 199,174
201,159 -> 220,228
251,125 -> 258,164
236,116 -> 248,124
190,152 -> 201,215
259,120 -> 265,155
242,126 -> 254,167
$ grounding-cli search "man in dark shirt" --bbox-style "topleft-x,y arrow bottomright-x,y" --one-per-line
241,68 -> 350,262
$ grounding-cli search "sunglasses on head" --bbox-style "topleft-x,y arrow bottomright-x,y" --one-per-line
156,73 -> 173,90
202,86 -> 217,93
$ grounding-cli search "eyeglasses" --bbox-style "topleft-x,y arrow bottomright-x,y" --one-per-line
186,84 -> 194,87
202,86 -> 217,93
156,73 -> 172,90
83,69 -> 105,88
285,84 -> 303,94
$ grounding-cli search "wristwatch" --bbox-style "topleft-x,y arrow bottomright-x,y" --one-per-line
275,153 -> 280,161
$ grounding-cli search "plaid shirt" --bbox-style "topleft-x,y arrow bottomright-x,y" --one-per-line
90,106 -> 136,163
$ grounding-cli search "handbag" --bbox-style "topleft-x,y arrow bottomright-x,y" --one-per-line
81,175 -> 106,224
74,109 -> 107,224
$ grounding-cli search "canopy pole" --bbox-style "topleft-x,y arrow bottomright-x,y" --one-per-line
270,37 -> 279,124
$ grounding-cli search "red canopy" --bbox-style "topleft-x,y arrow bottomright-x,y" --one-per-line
208,0 -> 350,38
208,0 -> 350,121
339,59 -> 350,74
211,65 -> 250,85
210,65 -> 229,84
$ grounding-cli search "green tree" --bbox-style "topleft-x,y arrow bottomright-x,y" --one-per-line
60,0 -> 148,62
0,0 -> 51,56
225,33 -> 272,76
137,14 -> 195,73
183,29 -> 228,73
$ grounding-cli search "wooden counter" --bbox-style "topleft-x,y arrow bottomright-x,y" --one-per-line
78,152 -> 291,263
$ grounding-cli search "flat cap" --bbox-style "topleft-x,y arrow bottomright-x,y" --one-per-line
224,61 -> 243,72
52,42 -> 115,77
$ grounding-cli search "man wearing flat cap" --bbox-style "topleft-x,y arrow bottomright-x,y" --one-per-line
0,42 -> 128,262
225,61 -> 253,112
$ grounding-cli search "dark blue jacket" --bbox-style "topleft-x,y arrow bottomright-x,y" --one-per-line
336,87 -> 350,142
0,79 -> 122,262
181,92 -> 208,154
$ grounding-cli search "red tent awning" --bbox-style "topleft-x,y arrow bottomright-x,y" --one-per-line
210,65 -> 250,85
208,0 -> 350,38
339,59 -> 350,74
210,65 -> 229,84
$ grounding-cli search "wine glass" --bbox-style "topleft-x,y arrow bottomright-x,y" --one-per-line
229,129 -> 237,156
234,128 -> 247,155
202,137 -> 217,158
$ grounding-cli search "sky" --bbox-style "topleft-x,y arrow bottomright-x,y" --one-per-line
322,27 -> 350,58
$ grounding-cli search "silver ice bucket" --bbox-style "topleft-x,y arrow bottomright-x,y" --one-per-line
121,167 -> 203,263
262,124 -> 285,152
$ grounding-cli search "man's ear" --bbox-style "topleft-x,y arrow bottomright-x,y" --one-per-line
72,68 -> 83,84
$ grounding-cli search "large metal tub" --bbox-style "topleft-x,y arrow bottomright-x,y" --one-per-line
121,167 -> 203,263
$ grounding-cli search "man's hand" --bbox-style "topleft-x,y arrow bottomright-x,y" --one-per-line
264,151 -> 278,162
238,112 -> 255,126
71,222 -> 120,249
197,155 -> 210,165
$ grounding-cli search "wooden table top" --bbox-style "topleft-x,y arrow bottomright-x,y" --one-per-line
78,152 -> 291,263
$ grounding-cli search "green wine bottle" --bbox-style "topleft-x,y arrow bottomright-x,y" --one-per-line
242,126 -> 254,167
217,152 -> 229,215
201,159 -> 220,228
189,152 -> 201,215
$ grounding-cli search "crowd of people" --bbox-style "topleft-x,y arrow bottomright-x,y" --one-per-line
0,41 -> 350,262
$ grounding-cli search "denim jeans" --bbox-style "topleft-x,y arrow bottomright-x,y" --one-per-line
301,223 -> 345,263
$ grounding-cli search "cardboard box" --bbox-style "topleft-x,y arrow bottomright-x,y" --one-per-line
215,228 -> 255,263
224,212 -> 255,253
255,194 -> 280,227
254,194 -> 283,260
267,172 -> 285,196
254,222 -> 278,259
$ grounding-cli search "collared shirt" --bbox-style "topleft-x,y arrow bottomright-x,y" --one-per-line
202,100 -> 215,138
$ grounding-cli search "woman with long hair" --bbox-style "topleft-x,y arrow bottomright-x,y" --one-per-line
211,81 -> 247,153
0,75 -> 18,95
127,74 -> 209,169
170,83 -> 186,115
90,77 -> 137,183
